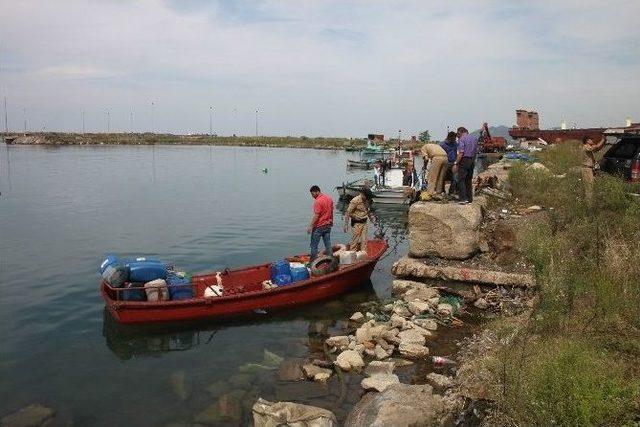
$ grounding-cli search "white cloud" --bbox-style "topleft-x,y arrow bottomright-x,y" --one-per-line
0,0 -> 638,136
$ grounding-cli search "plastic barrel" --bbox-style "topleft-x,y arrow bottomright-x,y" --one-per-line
274,274 -> 292,286
126,259 -> 167,283
270,259 -> 292,281
167,273 -> 194,300
100,254 -> 120,274
290,266 -> 310,282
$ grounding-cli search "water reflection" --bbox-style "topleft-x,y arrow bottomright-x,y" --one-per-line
102,284 -> 376,360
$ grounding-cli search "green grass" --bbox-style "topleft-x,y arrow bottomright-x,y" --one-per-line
482,142 -> 640,425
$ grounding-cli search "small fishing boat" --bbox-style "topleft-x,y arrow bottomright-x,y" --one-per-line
347,159 -> 373,169
102,240 -> 388,324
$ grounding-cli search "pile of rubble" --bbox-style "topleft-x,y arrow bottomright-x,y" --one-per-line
293,280 -> 461,394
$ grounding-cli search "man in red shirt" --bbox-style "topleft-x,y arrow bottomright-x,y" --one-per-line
307,185 -> 334,260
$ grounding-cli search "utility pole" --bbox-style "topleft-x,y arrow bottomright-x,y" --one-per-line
209,106 -> 213,136
255,109 -> 259,137
130,109 -> 134,133
23,108 -> 26,133
3,96 -> 8,133
233,108 -> 238,136
81,110 -> 85,134
151,102 -> 155,133
106,110 -> 110,133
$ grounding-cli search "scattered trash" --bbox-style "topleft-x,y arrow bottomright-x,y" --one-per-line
254,309 -> 267,315
432,356 -> 456,366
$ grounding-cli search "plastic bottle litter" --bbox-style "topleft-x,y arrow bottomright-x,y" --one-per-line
432,356 -> 455,366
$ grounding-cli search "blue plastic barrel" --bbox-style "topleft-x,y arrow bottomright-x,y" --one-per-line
125,258 -> 167,283
167,273 -> 194,300
270,260 -> 292,281
290,266 -> 310,282
274,274 -> 292,286
100,254 -> 120,274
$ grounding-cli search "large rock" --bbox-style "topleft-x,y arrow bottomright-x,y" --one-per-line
302,364 -> 332,383
277,359 -> 305,381
345,384 -> 444,427
398,343 -> 429,358
398,329 -> 426,346
365,361 -> 395,376
361,374 -> 400,392
392,256 -> 536,287
253,398 -> 337,427
408,201 -> 483,260
426,372 -> 454,391
1,404 -> 55,427
195,393 -> 242,425
325,335 -> 350,351
412,318 -> 438,331
335,350 -> 365,371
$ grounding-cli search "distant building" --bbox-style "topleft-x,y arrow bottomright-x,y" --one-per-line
510,109 -> 605,144
368,133 -> 384,142
515,109 -> 539,130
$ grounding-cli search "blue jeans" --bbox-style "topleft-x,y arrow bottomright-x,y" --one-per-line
310,225 -> 332,260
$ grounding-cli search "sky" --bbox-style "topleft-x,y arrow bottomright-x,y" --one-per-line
0,0 -> 639,138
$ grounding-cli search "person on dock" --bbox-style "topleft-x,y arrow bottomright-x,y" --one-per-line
373,160 -> 383,187
343,187 -> 375,252
421,142 -> 448,198
402,161 -> 418,187
440,131 -> 459,196
582,135 -> 606,203
452,127 -> 478,204
308,185 -> 334,260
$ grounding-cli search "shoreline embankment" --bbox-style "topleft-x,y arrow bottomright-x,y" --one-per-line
2,132 -> 365,150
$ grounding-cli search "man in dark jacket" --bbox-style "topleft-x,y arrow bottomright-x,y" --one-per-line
440,131 -> 458,196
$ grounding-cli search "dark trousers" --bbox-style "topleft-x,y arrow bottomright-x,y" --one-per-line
458,157 -> 475,202
444,163 -> 458,195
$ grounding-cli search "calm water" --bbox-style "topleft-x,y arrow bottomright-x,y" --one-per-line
0,144 -> 417,425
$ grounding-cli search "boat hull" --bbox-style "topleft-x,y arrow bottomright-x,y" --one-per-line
102,240 -> 388,324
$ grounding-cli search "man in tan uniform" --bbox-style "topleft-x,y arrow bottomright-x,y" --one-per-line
421,142 -> 448,196
582,136 -> 605,203
343,189 -> 375,252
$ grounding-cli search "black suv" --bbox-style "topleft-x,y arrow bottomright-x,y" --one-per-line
600,134 -> 640,182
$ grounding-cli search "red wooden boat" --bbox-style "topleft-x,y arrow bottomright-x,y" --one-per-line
102,239 -> 388,324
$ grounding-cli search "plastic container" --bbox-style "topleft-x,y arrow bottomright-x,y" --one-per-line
102,265 -> 129,288
338,250 -> 357,265
144,279 -> 169,302
167,273 -> 194,300
270,260 -> 292,281
204,284 -> 223,297
126,258 -> 167,283
274,274 -> 292,286
100,254 -> 120,274
290,266 -> 310,282
122,282 -> 147,301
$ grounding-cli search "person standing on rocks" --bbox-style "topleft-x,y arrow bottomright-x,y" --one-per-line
308,185 -> 334,260
343,188 -> 375,252
421,142 -> 448,198
452,127 -> 478,204
440,131 -> 459,196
